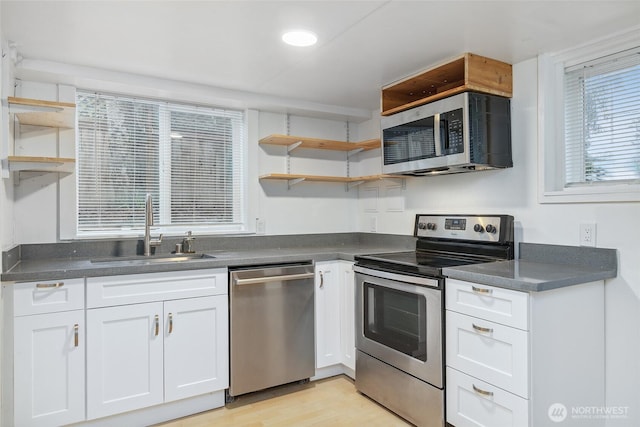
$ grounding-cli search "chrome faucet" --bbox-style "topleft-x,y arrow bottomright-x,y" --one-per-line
144,193 -> 163,256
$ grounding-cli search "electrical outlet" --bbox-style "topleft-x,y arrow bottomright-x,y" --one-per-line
256,219 -> 266,235
369,216 -> 377,233
580,223 -> 597,247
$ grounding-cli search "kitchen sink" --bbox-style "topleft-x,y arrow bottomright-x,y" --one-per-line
90,253 -> 215,265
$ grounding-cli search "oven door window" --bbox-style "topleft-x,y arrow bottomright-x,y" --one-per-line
363,282 -> 427,362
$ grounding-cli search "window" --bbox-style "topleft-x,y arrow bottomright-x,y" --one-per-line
538,28 -> 640,203
76,91 -> 245,237
564,48 -> 640,186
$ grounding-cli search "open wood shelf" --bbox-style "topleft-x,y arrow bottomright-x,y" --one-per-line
259,134 -> 380,152
8,97 -> 76,128
8,156 -> 76,173
260,173 -> 394,183
259,173 -> 398,187
381,53 -> 512,116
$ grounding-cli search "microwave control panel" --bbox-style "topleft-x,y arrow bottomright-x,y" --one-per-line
440,109 -> 464,155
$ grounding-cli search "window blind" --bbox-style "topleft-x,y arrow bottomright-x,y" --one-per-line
76,91 -> 245,236
564,47 -> 640,187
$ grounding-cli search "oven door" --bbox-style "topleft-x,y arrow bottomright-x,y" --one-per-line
355,266 -> 443,388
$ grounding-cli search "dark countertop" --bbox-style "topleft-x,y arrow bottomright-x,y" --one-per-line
443,243 -> 618,292
2,237 -> 619,292
1,233 -> 415,282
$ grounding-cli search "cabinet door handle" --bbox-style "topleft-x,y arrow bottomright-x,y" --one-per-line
168,313 -> 173,334
74,324 -> 79,347
154,315 -> 159,336
471,285 -> 492,295
472,323 -> 494,334
472,384 -> 494,397
36,282 -> 64,289
319,271 -> 324,288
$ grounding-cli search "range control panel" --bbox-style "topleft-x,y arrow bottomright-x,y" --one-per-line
415,214 -> 513,243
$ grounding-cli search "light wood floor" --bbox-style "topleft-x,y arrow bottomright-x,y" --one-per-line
156,375 -> 412,426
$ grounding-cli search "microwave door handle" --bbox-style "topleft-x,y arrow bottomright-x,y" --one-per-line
434,113 -> 442,157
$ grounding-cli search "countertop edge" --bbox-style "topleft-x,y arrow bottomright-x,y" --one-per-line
0,250 -> 362,283
442,266 -> 617,292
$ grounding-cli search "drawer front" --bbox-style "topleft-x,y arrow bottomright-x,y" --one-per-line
13,278 -> 85,316
446,310 -> 529,398
87,268 -> 228,308
445,279 -> 529,330
446,367 -> 529,427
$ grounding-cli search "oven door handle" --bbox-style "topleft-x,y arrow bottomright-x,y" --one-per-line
353,265 -> 440,288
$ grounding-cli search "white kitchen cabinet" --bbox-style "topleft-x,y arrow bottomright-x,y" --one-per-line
445,278 -> 605,427
339,261 -> 355,373
3,278 -> 86,427
87,302 -> 165,420
314,260 -> 355,377
315,261 -> 342,368
86,269 -> 229,421
164,295 -> 229,402
14,309 -> 85,427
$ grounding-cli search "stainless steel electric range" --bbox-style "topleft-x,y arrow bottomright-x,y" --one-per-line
354,214 -> 514,427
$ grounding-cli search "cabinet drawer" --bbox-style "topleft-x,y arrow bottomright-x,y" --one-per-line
446,367 -> 529,427
13,278 -> 85,316
446,310 -> 529,398
87,268 -> 228,308
446,279 -> 529,330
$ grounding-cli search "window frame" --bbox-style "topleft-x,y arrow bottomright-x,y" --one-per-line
538,27 -> 640,203
66,90 -> 250,239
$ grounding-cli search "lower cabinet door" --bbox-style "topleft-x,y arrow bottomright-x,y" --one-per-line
446,367 -> 529,427
14,310 -> 85,427
315,261 -> 342,369
87,302 -> 164,420
446,310 -> 529,398
164,295 -> 229,402
339,261 -> 355,373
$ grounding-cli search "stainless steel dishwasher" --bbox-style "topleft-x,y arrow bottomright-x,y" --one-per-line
228,262 -> 315,400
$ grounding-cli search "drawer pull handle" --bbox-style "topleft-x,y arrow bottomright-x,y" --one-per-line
472,384 -> 494,397
154,315 -> 160,336
471,286 -> 492,295
168,313 -> 174,334
74,324 -> 79,347
319,271 -> 324,288
36,282 -> 64,289
472,323 -> 494,334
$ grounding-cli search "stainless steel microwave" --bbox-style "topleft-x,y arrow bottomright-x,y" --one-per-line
381,92 -> 512,176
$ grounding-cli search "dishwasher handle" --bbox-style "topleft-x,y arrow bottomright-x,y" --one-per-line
233,272 -> 315,286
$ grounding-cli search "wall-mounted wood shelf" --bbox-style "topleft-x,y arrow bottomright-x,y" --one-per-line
3,97 -> 77,178
7,156 -> 76,173
259,134 -> 380,152
8,97 -> 76,128
259,133 -> 387,189
381,53 -> 512,116
259,173 -> 398,187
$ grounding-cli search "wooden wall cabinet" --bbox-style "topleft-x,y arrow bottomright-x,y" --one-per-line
381,53 -> 512,116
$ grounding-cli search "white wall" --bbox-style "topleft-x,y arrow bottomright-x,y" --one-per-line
356,58 -> 640,426
6,78 -> 361,242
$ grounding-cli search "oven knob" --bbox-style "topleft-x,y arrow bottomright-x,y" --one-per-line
418,222 -> 427,230
473,224 -> 484,233
427,222 -> 437,230
486,224 -> 497,234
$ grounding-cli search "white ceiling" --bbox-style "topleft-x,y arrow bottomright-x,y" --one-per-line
2,0 -> 640,114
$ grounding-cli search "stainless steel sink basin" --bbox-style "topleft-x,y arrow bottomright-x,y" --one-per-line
90,253 -> 215,265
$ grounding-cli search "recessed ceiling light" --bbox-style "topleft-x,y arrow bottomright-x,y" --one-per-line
282,30 -> 317,47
